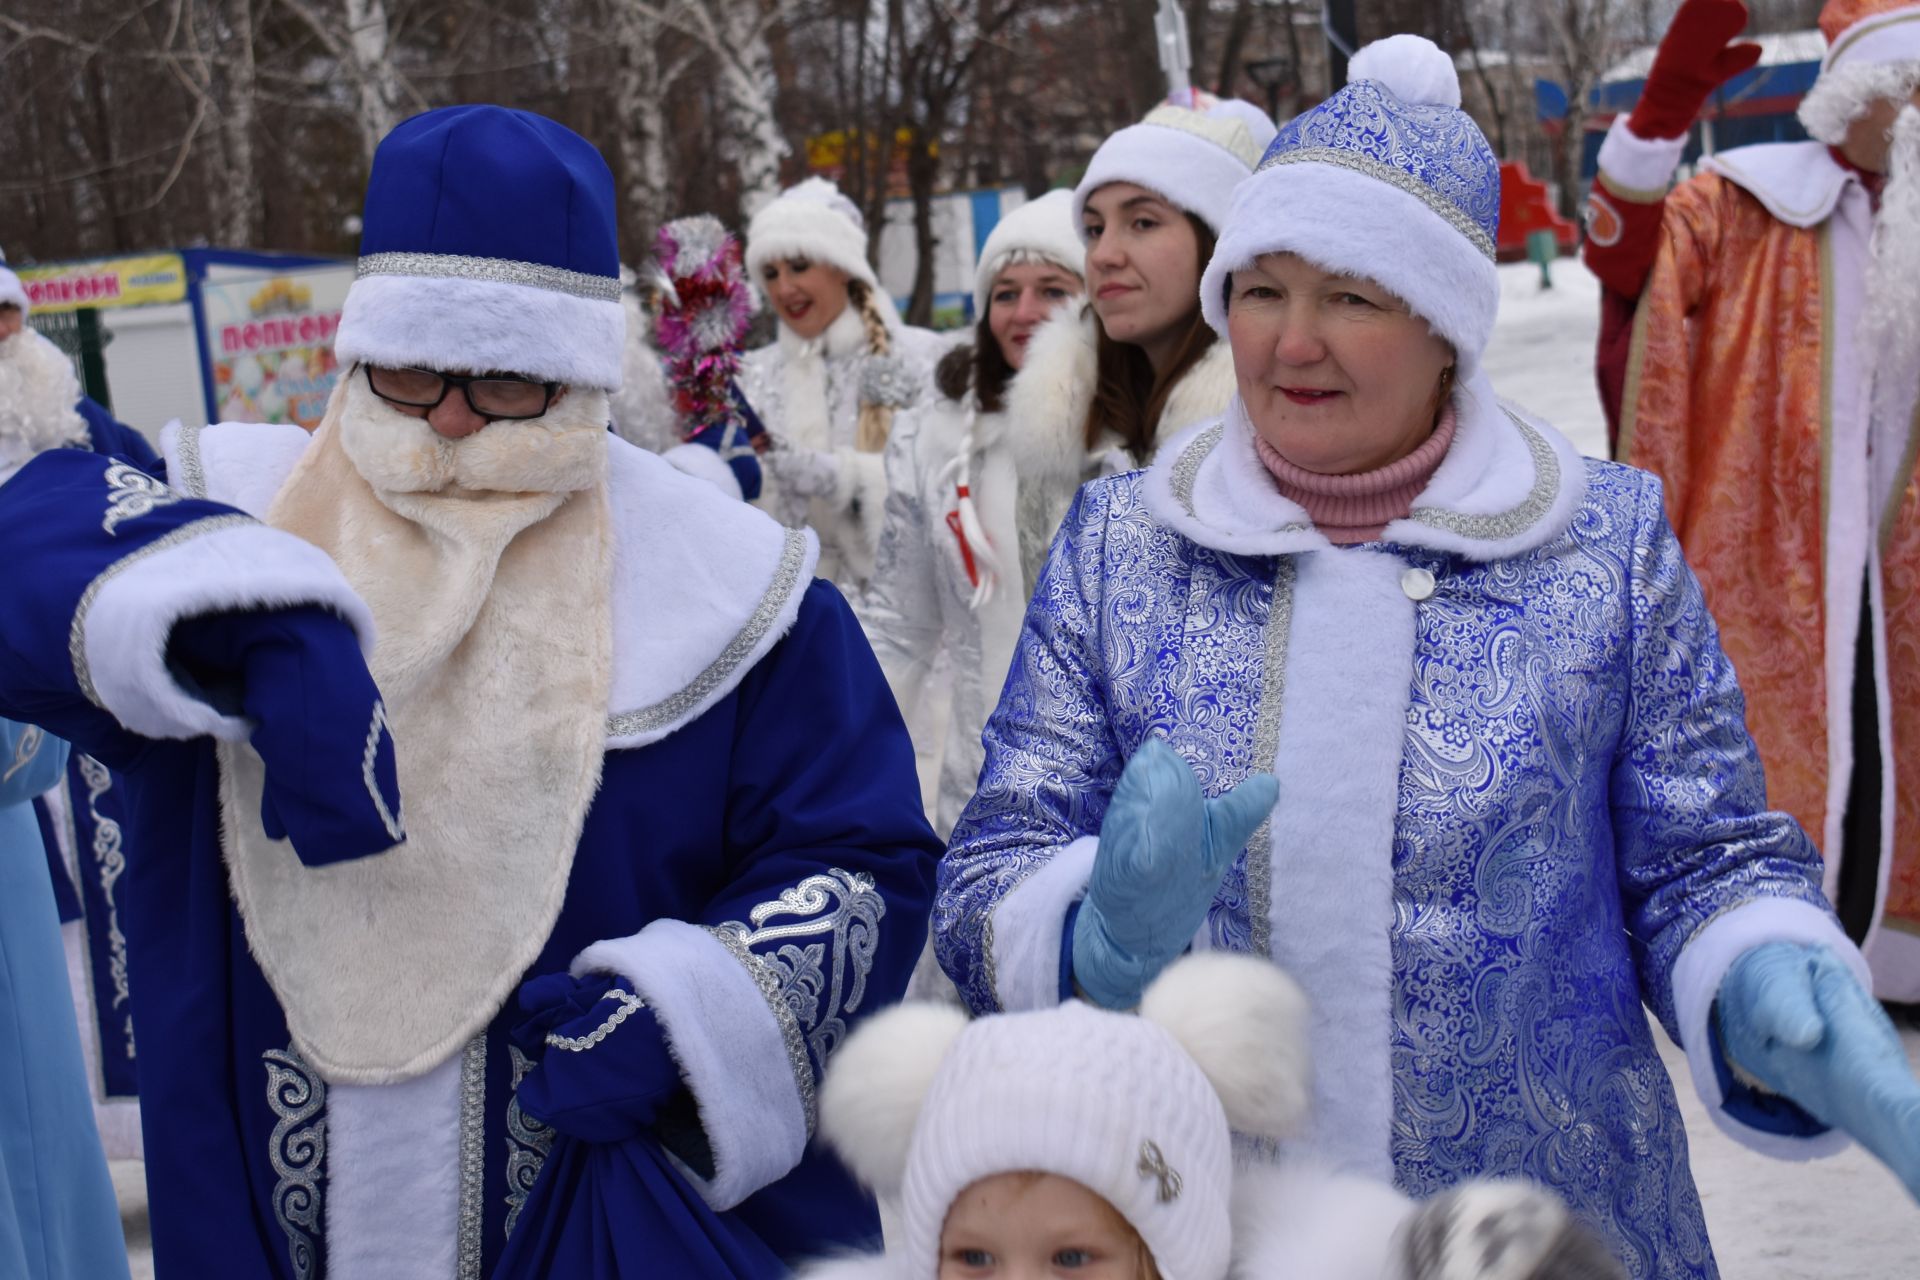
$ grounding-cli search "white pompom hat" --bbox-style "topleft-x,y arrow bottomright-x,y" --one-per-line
819,953 -> 1312,1280
1199,35 -> 1503,377
971,190 -> 1086,319
745,177 -> 881,294
1072,98 -> 1278,238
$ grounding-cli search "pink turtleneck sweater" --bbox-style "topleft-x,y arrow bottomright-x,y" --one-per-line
1252,403 -> 1458,545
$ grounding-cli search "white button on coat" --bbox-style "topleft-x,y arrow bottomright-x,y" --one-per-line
1401,567 -> 1436,601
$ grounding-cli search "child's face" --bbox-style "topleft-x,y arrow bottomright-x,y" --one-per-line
938,1172 -> 1155,1279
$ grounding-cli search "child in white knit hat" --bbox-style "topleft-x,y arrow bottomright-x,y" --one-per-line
799,951 -> 1311,1279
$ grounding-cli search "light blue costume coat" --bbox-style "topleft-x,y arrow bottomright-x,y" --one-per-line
934,381 -> 1866,1280
0,719 -> 129,1279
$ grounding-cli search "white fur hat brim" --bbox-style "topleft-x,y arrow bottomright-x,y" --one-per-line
972,190 -> 1087,318
0,265 -> 28,315
333,271 -> 626,390
746,197 -> 879,293
1825,5 -> 1920,74
1072,121 -> 1254,237
1199,160 -> 1499,378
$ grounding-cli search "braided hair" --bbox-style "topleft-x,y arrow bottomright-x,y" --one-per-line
847,278 -> 896,453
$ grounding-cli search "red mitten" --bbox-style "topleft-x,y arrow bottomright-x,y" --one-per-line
1628,0 -> 1763,140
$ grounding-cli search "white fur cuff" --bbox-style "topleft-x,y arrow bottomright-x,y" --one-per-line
661,443 -> 744,501
1670,897 -> 1868,1159
335,273 -> 626,391
1595,117 -> 1688,201
572,918 -> 810,1210
78,518 -> 375,741
987,835 -> 1098,1012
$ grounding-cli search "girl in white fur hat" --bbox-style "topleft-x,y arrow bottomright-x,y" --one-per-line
995,97 -> 1274,600
859,189 -> 1087,837
738,178 -> 950,590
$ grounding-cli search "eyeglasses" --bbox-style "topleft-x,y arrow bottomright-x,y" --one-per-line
363,365 -> 560,421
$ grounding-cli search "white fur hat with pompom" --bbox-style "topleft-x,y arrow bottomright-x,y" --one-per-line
746,176 -> 881,294
1198,34 -> 1503,377
817,952 -> 1311,1280
1072,98 -> 1278,238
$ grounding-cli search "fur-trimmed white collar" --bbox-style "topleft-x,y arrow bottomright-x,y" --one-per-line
1003,306 -> 1240,482
162,421 -> 819,750
777,297 -> 880,362
1705,140 -> 1855,229
1142,371 -> 1587,562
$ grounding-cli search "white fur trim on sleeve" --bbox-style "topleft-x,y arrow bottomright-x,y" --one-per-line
77,517 -> 376,741
571,918 -> 810,1210
1595,117 -> 1688,201
660,442 -> 744,501
1670,897 -> 1869,1159
986,834 -> 1098,1012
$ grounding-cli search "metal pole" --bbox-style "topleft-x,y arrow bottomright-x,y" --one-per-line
1324,0 -> 1358,91
75,308 -> 112,413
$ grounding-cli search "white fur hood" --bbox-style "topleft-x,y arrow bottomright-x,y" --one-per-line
1142,370 -> 1588,563
162,419 -> 818,750
1003,307 -> 1240,484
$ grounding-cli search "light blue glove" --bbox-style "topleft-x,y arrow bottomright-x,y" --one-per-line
1072,737 -> 1278,1009
1718,942 -> 1920,1201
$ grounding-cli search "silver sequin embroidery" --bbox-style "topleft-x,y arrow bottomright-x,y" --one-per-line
360,700 -> 404,842
358,251 -> 621,303
1406,411 -> 1559,543
76,756 -> 134,1060
1259,146 -> 1498,261
1,723 -> 43,785
1246,560 -> 1294,958
175,421 -> 208,498
504,1046 -> 554,1242
263,1045 -> 326,1280
101,461 -> 181,535
455,1035 -> 487,1280
1170,423 -> 1224,519
545,989 -> 647,1051
605,527 -> 809,740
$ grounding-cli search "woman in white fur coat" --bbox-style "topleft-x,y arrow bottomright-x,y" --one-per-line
998,98 -> 1273,591
738,178 -> 948,589
935,38 -> 1920,1280
859,190 -> 1086,836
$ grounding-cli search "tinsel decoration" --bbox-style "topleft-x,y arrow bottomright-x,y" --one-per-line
649,214 -> 760,445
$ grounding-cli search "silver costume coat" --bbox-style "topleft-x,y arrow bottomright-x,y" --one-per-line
934,376 -> 1862,1280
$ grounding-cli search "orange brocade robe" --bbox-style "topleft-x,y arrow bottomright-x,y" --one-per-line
1619,167 -> 1920,959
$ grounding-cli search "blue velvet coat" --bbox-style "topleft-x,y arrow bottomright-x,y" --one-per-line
935,390 -> 1856,1280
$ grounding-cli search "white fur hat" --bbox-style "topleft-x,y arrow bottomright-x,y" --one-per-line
746,177 -> 880,293
1798,1 -> 1920,144
1199,35 -> 1502,378
819,953 -> 1311,1280
0,251 -> 28,315
971,190 -> 1086,319
1072,99 -> 1277,238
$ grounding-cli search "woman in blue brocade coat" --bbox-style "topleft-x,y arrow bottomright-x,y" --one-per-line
933,37 -> 1920,1280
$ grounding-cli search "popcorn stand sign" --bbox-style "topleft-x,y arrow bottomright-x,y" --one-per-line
199,268 -> 351,429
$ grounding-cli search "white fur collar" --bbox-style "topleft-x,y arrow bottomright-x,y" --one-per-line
1004,307 -> 1240,483
1142,371 -> 1587,561
1705,141 -> 1854,229
777,299 -> 874,362
162,422 -> 819,750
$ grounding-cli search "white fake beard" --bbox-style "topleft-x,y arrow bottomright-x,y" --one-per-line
1861,106 -> 1920,418
335,364 -> 611,496
0,328 -> 88,457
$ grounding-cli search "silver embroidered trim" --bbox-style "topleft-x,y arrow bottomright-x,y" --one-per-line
69,514 -> 259,708
101,461 -> 181,535
263,1045 -> 326,1280
545,988 -> 647,1051
1259,147 -> 1498,261
2,723 -> 43,785
360,700 -> 404,841
176,421 -> 208,498
358,251 -> 622,303
705,923 -> 819,1132
1407,410 -> 1559,542
1171,423 -> 1224,518
1247,560 -> 1293,959
77,757 -> 134,1052
860,355 -> 923,409
605,527 -> 810,739
456,1034 -> 488,1280
504,1046 -> 554,1242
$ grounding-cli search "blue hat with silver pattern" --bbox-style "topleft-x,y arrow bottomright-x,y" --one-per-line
1198,35 -> 1503,376
333,105 -> 626,391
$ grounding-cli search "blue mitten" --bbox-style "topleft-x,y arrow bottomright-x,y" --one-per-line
168,606 -> 402,866
511,971 -> 688,1144
1717,942 -> 1920,1201
1072,737 -> 1278,1009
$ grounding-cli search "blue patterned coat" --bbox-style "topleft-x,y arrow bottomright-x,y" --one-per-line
934,378 -> 1864,1280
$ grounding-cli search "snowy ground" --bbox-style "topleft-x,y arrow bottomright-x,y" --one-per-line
114,259 -> 1920,1275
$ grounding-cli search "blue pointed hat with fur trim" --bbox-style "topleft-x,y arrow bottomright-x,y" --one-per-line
334,105 -> 626,390
1199,35 -> 1502,376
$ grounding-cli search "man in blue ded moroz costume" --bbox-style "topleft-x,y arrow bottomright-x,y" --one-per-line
0,105 -> 938,1278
